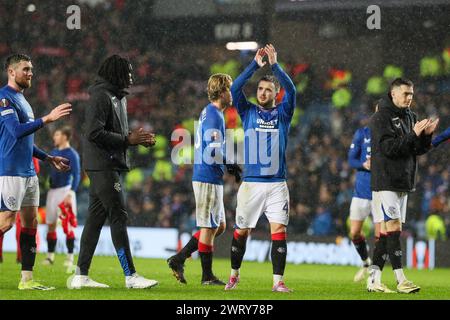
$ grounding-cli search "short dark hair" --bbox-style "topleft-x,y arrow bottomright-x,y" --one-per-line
389,78 -> 413,92
98,54 -> 133,89
4,54 -> 31,71
258,75 -> 280,92
56,126 -> 72,141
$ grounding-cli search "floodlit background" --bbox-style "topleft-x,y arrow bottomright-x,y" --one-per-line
1,0 -> 449,266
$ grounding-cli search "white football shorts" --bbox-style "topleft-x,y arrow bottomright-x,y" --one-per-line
0,176 -> 39,211
349,197 -> 373,222
235,181 -> 289,229
372,191 -> 408,223
45,186 -> 77,224
192,181 -> 225,228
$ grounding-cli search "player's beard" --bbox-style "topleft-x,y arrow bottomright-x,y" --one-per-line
258,97 -> 275,110
16,77 -> 31,90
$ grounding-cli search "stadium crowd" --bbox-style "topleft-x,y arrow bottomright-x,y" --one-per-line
1,0 -> 449,240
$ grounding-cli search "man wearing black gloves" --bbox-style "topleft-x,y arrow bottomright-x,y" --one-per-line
368,78 -> 439,294
68,55 -> 158,289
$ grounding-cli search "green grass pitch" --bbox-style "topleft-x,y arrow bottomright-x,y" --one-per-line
1,252 -> 449,300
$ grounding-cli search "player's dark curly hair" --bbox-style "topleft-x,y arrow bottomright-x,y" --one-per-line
4,53 -> 31,70
98,54 -> 133,89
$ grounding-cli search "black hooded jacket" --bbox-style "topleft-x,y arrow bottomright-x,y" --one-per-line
369,97 -> 432,192
82,78 -> 131,171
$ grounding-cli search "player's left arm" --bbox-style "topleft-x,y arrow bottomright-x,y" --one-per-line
203,111 -> 242,181
266,44 -> 296,118
33,145 -> 49,161
33,145 -> 70,172
348,129 -> 364,169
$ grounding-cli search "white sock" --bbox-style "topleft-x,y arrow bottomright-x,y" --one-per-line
368,265 -> 381,285
231,269 -> 239,277
394,269 -> 407,284
48,252 -> 55,261
273,274 -> 283,285
21,271 -> 33,282
374,269 -> 382,284
67,254 -> 74,262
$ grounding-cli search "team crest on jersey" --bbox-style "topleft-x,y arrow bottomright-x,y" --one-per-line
0,98 -> 10,108
7,196 -> 16,208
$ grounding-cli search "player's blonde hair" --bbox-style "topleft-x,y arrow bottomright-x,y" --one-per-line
207,73 -> 232,102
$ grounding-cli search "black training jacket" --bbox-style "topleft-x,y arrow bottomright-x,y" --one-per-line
82,78 -> 131,171
370,97 -> 432,192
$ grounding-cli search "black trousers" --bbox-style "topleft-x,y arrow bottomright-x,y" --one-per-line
77,171 -> 135,276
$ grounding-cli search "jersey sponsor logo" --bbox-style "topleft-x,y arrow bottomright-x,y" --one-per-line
0,98 -> 10,108
1,109 -> 14,116
256,118 -> 278,130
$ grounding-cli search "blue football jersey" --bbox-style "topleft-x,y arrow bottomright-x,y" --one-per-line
231,61 -> 296,182
192,103 -> 225,185
348,127 -> 372,200
49,147 -> 81,191
0,85 -> 44,177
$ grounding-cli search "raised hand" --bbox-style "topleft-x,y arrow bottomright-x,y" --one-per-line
264,44 -> 277,65
42,103 -> 72,124
254,48 -> 267,68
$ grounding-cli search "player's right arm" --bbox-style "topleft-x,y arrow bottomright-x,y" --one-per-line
231,49 -> 265,116
348,129 -> 364,169
1,97 -> 44,138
